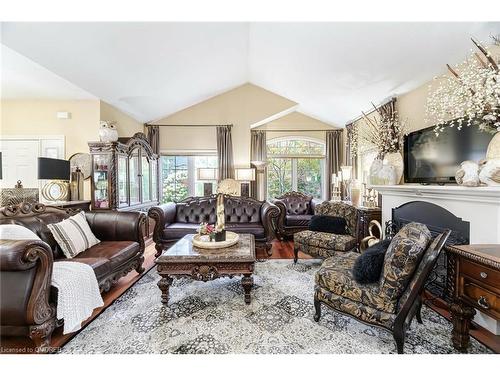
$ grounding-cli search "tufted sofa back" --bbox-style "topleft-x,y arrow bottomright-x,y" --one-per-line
175,196 -> 217,224
224,195 -> 262,223
282,196 -> 312,215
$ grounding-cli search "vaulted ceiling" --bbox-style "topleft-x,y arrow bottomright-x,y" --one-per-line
1,22 -> 499,125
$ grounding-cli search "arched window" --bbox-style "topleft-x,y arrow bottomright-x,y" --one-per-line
266,137 -> 325,199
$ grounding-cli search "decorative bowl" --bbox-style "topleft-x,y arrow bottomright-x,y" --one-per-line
192,231 -> 240,249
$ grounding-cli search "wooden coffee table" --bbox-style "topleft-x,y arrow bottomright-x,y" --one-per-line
155,233 -> 256,304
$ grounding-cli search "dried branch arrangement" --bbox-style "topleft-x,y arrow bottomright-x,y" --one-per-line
349,103 -> 408,158
426,37 -> 500,135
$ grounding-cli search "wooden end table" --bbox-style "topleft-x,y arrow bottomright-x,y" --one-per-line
155,233 -> 256,305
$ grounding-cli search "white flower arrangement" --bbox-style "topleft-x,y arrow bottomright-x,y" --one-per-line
425,38 -> 500,135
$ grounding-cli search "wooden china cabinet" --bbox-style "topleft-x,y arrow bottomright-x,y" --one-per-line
88,132 -> 160,238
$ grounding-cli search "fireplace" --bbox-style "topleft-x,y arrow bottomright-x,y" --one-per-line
386,201 -> 470,301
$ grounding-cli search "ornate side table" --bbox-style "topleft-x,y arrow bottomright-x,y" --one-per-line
446,244 -> 500,353
155,233 -> 256,304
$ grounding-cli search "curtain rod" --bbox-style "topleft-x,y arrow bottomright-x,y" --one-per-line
256,128 -> 342,132
345,96 -> 396,126
145,124 -> 233,127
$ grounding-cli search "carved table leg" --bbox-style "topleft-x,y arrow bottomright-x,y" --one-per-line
241,274 -> 254,304
450,302 -> 476,353
158,275 -> 173,305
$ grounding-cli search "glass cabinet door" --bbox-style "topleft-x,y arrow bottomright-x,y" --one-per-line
129,148 -> 140,205
142,156 -> 151,202
93,154 -> 111,209
118,155 -> 128,207
151,160 -> 158,201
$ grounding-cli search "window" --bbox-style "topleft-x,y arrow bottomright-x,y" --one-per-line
267,138 -> 325,199
161,155 -> 217,203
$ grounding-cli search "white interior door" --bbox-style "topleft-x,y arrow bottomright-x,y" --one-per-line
0,140 -> 40,188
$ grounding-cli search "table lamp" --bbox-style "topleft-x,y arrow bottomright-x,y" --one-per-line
197,168 -> 218,196
38,157 -> 70,201
235,168 -> 256,197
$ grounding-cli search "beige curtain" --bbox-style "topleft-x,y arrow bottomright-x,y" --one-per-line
216,125 -> 234,180
344,123 -> 358,180
250,130 -> 267,199
146,125 -> 160,154
325,130 -> 343,200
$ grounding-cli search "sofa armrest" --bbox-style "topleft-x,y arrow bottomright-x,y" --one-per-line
85,211 -> 146,245
270,199 -> 287,235
148,203 -> 177,244
310,198 -> 324,214
0,239 -> 56,326
261,201 -> 280,241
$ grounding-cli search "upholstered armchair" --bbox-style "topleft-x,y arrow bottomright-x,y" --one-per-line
313,222 -> 451,354
293,201 -> 358,263
272,191 -> 323,239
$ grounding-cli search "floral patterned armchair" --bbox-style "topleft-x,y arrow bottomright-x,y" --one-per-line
313,222 -> 451,354
293,201 -> 358,263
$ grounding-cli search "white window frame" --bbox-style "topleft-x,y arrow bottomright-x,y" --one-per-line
160,154 -> 217,200
266,136 -> 327,200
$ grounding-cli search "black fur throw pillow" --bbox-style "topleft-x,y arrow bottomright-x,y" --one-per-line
352,239 -> 391,284
309,215 -> 348,235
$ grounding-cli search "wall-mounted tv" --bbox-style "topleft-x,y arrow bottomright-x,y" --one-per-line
404,124 -> 494,184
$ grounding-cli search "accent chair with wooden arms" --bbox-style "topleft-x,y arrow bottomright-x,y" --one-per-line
313,222 -> 451,354
293,201 -> 358,263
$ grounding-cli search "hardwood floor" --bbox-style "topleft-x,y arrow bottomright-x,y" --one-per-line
1,239 -> 497,354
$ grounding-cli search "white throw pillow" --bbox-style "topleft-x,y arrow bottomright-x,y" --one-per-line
47,211 -> 100,258
0,224 -> 42,241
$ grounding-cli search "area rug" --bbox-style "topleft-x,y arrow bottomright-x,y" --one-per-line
60,259 -> 491,354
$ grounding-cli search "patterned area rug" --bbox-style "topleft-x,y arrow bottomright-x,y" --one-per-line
61,259 -> 491,354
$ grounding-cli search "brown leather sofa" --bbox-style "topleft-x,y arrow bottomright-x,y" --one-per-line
0,203 -> 146,351
148,195 -> 280,256
272,191 -> 323,239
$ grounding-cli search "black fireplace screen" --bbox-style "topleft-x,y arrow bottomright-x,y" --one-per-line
387,201 -> 470,302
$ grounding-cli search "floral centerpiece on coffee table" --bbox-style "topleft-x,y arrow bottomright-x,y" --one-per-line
197,222 -> 216,241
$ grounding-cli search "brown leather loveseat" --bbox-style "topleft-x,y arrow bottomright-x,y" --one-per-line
148,195 -> 279,256
0,203 -> 146,351
272,191 -> 323,239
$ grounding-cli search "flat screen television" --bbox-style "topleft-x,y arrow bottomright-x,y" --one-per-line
404,124 -> 494,184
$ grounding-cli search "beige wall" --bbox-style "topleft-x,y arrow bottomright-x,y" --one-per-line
151,83 -> 298,166
1,99 -> 143,199
99,101 -> 144,137
258,111 -> 338,142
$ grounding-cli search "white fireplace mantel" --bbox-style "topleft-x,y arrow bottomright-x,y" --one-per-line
370,184 -> 500,244
371,183 -> 500,334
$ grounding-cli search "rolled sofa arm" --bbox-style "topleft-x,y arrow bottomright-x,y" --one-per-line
0,239 -> 56,326
261,201 -> 280,241
85,211 -> 146,244
310,198 -> 324,214
270,199 -> 287,236
148,203 -> 176,239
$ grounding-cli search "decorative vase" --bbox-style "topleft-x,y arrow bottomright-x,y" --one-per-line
214,230 -> 226,242
383,152 -> 404,184
369,159 -> 398,185
486,132 -> 500,160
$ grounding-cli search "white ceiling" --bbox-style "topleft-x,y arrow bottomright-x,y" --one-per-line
1,22 -> 499,125
1,44 -> 96,100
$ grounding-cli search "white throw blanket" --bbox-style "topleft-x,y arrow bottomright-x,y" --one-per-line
1,224 -> 104,334
52,262 -> 104,334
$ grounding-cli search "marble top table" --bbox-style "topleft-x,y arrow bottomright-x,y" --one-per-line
155,234 -> 256,304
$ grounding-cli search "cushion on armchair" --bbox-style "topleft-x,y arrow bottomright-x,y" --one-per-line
352,239 -> 391,284
379,222 -> 432,302
308,215 -> 348,234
